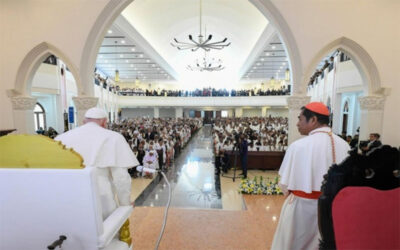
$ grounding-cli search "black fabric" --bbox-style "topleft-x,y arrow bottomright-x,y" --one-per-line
318,145 -> 400,249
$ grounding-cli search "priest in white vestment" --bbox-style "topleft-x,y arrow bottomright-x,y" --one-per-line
271,102 -> 350,250
142,150 -> 158,170
55,107 -> 139,220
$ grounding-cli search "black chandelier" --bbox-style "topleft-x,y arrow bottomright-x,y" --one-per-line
171,0 -> 230,52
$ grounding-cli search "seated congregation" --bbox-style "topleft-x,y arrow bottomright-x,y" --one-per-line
109,117 -> 202,177
213,116 -> 288,172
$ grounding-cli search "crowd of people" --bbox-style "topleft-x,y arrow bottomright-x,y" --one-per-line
94,73 -> 117,93
94,72 -> 291,97
117,86 -> 290,97
109,117 -> 202,177
212,116 -> 288,174
341,131 -> 382,155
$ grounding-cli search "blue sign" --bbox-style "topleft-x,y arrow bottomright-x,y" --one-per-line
68,106 -> 74,123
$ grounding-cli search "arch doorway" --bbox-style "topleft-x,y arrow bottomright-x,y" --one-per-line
342,101 -> 349,135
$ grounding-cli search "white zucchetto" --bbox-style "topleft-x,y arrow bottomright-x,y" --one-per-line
85,107 -> 107,119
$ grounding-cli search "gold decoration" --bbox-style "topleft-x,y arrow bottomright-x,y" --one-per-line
0,134 -> 84,169
119,219 -> 132,246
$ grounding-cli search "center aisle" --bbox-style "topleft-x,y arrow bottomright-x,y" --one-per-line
135,125 -> 222,209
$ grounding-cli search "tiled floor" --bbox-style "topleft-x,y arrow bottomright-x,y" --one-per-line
129,125 -> 286,249
129,194 -> 285,249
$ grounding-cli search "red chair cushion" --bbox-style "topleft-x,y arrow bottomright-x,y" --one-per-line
332,187 -> 400,250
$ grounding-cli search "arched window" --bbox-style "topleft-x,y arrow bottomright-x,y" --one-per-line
34,103 -> 46,131
343,101 -> 349,113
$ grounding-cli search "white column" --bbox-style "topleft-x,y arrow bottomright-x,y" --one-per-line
114,93 -> 119,123
234,107 -> 243,117
331,93 -> 342,134
287,95 -> 311,144
227,109 -> 234,117
55,94 -> 64,133
175,107 -> 183,118
10,96 -> 37,134
72,96 -> 98,125
358,96 -> 385,141
183,109 -> 190,118
261,106 -> 268,117
154,107 -> 159,118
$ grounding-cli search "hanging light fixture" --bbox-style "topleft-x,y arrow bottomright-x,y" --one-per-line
285,68 -> 290,81
135,74 -> 140,86
114,41 -> 120,82
171,0 -> 230,52
187,51 -> 224,72
269,76 -> 276,88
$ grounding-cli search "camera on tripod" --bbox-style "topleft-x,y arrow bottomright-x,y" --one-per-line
359,140 -> 368,149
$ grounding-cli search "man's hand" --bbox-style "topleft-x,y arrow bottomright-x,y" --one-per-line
131,201 -> 135,208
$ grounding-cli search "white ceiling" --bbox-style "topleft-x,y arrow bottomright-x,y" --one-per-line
96,0 -> 293,88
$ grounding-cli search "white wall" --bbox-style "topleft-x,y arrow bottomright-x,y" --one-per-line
31,64 -> 59,91
159,108 -> 175,118
243,108 -> 261,117
121,108 -> 154,118
336,60 -> 363,91
267,108 -> 288,118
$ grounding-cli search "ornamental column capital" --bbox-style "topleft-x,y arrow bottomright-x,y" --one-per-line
72,96 -> 98,110
286,95 -> 311,110
10,96 -> 37,110
358,96 -> 385,111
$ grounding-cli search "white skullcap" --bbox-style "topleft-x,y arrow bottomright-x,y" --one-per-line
85,107 -> 107,119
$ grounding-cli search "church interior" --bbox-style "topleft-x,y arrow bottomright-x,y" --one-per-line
0,0 -> 399,249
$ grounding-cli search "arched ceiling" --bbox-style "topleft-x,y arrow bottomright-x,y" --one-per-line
96,0 -> 290,88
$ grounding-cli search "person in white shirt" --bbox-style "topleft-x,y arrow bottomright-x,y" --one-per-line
55,107 -> 139,220
271,102 -> 350,250
248,142 -> 257,151
261,139 -> 270,151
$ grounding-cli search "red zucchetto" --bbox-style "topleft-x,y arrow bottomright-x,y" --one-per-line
305,102 -> 330,116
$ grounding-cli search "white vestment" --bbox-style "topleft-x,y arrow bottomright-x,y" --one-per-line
271,127 -> 350,250
55,122 -> 139,219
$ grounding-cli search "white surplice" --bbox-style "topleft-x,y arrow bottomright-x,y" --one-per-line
55,122 -> 139,219
271,127 -> 350,250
